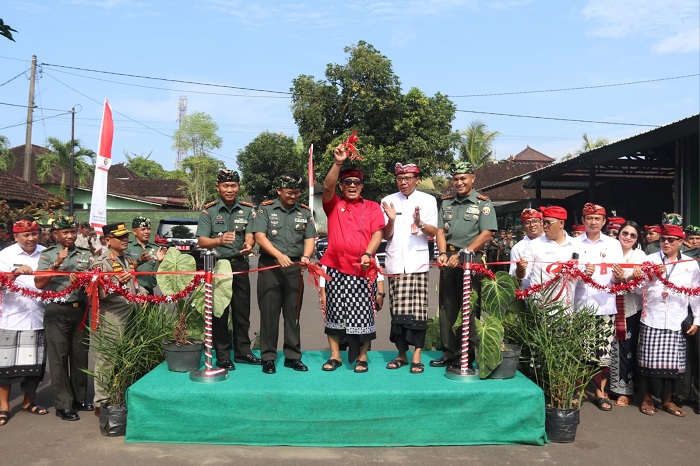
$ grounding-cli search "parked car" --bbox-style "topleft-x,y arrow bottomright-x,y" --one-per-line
315,237 -> 388,267
155,218 -> 204,269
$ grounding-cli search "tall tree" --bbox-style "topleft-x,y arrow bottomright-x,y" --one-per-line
36,137 -> 95,196
124,151 -> 168,179
291,41 -> 459,199
575,133 -> 610,155
0,135 -> 14,170
236,132 -> 305,203
458,120 -> 500,168
172,154 -> 224,209
171,111 -> 223,161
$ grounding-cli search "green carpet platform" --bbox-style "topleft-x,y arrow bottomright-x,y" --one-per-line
125,350 -> 546,446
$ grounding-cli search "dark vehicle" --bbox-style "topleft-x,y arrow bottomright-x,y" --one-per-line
315,237 -> 388,267
155,218 -> 204,269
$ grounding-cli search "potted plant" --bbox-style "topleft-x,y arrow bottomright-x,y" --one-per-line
86,303 -> 176,436
157,248 -> 233,372
510,287 -> 606,442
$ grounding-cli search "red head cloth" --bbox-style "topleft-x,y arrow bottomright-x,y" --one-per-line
538,206 -> 568,221
645,225 -> 662,234
661,224 -> 685,239
13,219 -> 39,233
572,224 -> 586,232
606,217 -> 625,230
582,203 -> 606,217
394,163 -> 420,175
339,166 -> 364,181
520,208 -> 542,222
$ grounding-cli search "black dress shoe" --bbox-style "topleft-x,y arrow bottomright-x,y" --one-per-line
284,359 -> 308,372
217,358 -> 236,370
262,360 -> 276,374
429,355 -> 456,367
56,409 -> 80,421
234,353 -> 263,365
72,401 -> 94,412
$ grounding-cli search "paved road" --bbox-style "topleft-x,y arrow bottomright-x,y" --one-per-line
4,257 -> 699,465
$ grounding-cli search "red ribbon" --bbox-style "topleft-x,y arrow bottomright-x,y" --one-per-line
343,130 -> 363,161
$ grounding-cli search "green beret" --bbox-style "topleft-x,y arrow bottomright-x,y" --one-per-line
275,173 -> 302,189
685,225 -> 700,236
217,169 -> 240,183
132,216 -> 151,228
51,215 -> 78,231
662,212 -> 683,226
450,161 -> 475,175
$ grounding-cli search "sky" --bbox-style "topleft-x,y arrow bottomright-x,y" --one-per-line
1,0 -> 698,174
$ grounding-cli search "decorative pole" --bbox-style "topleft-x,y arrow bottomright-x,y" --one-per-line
446,249 -> 479,381
190,249 -> 228,383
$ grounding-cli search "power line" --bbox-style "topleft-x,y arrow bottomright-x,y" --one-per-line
448,74 -> 700,97
455,109 -> 660,127
0,111 -> 71,131
0,69 -> 30,87
41,62 -> 293,95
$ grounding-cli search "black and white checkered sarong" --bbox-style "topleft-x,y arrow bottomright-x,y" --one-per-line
0,328 -> 46,380
325,267 -> 376,335
388,272 -> 429,328
638,323 -> 686,377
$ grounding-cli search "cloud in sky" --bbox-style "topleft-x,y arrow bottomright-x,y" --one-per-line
582,0 -> 699,54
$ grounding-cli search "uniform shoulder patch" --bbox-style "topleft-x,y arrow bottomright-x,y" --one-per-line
261,200 -> 275,206
239,200 -> 254,207
442,194 -> 454,200
476,194 -> 490,201
203,200 -> 217,209
299,203 -> 311,211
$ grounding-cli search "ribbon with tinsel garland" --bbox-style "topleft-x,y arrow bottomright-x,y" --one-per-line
343,130 -> 363,161
0,272 -> 93,302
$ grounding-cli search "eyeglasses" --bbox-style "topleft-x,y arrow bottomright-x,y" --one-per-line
542,220 -> 560,228
109,235 -> 129,241
341,179 -> 363,186
659,236 -> 679,243
396,175 -> 416,183
281,190 -> 301,197
620,231 -> 637,239
523,220 -> 542,227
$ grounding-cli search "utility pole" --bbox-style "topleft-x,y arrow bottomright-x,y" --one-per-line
23,55 -> 37,181
69,107 -> 75,216
176,96 -> 187,168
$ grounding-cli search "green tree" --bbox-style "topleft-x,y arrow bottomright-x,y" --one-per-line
291,41 -> 459,200
36,137 -> 96,196
0,135 -> 15,170
0,19 -> 17,42
458,120 -> 500,168
236,132 -> 306,203
124,151 -> 168,179
172,112 -> 223,161
172,154 -> 224,209
575,133 -> 610,155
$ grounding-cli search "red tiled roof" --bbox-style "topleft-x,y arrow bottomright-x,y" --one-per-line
509,146 -> 555,163
0,169 -> 56,204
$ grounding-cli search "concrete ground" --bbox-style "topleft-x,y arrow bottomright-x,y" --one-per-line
3,258 -> 699,465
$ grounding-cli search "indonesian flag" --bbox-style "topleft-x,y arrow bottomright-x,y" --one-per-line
88,99 -> 114,234
308,144 -> 314,219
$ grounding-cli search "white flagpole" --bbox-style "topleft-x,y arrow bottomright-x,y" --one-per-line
308,144 -> 314,218
88,99 -> 114,235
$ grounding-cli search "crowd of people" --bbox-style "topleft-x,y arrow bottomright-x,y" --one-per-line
0,149 -> 698,427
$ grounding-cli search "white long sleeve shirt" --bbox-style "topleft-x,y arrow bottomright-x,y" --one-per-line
0,243 -> 46,330
573,234 -> 624,315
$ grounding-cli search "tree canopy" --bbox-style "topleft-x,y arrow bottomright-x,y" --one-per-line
0,135 -> 14,170
291,41 -> 460,199
0,19 -> 17,42
172,111 -> 223,161
124,151 -> 168,179
458,120 -> 500,168
236,132 -> 306,203
36,137 -> 95,196
172,154 -> 224,209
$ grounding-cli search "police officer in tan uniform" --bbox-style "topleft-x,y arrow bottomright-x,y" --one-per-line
432,162 -> 498,368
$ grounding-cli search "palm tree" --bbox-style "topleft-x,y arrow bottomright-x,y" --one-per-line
36,137 -> 96,196
458,120 -> 500,168
0,135 -> 14,171
575,133 -> 609,155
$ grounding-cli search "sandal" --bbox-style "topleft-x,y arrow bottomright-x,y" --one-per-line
21,403 -> 49,415
354,360 -> 368,373
615,395 -> 630,407
595,397 -> 612,411
386,358 -> 408,370
0,410 -> 8,426
322,359 -> 342,371
640,399 -> 656,416
662,402 -> 686,417
410,362 -> 425,374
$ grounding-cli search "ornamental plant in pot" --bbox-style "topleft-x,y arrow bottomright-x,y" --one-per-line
157,248 -> 232,372
510,286 -> 606,443
86,303 -> 176,436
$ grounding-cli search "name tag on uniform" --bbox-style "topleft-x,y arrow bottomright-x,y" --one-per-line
234,219 -> 247,224
467,206 -> 480,215
294,218 -> 307,223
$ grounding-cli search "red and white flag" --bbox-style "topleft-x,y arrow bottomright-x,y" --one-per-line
88,99 -> 114,234
308,144 -> 314,219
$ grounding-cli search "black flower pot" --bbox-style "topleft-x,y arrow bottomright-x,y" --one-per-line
99,402 -> 127,437
163,339 -> 204,372
545,408 -> 580,443
489,344 -> 522,379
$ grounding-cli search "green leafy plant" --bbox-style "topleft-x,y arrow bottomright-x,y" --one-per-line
86,303 -> 176,405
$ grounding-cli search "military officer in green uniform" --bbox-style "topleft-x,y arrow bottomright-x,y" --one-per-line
197,169 -> 261,370
126,216 -> 166,295
34,216 -> 93,421
498,230 -> 516,272
431,162 -> 498,368
253,173 -> 316,374
485,231 -> 499,271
